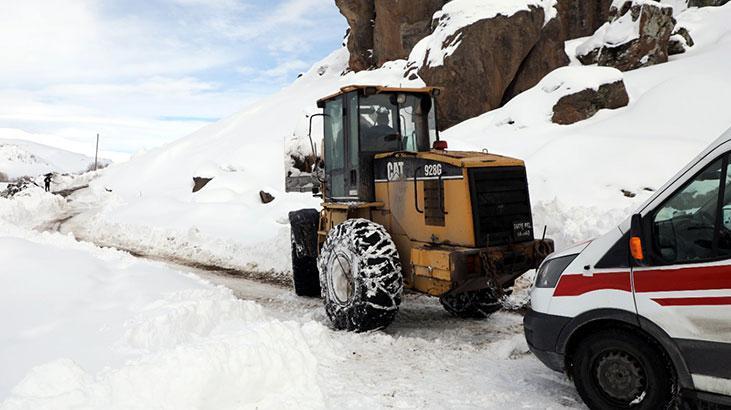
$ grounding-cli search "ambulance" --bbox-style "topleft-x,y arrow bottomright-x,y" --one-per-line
524,128 -> 731,409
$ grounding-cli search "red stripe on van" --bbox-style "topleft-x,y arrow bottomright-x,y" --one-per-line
652,296 -> 731,306
553,272 -> 631,297
634,266 -> 731,293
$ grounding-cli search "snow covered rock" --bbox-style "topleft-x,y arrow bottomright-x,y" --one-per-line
668,25 -> 695,55
552,79 -> 630,124
406,1 -> 569,130
577,0 -> 675,71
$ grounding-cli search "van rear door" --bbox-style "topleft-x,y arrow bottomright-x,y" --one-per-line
633,150 -> 731,396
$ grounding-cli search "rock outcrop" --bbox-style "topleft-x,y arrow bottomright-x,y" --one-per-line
555,0 -> 613,40
577,0 -> 675,71
192,177 -> 213,193
373,0 -> 447,66
552,81 -> 630,125
407,5 -> 569,129
687,0 -> 729,6
503,17 -> 570,105
336,0 -> 376,71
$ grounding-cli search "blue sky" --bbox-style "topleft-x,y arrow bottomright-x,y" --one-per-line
0,0 -> 346,160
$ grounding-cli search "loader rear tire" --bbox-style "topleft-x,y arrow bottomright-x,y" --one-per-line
440,289 -> 503,319
289,209 -> 321,297
318,218 -> 403,332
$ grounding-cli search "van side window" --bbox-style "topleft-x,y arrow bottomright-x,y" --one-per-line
652,157 -> 727,264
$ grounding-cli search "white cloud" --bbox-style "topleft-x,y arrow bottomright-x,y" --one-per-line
262,60 -> 309,78
0,0 -> 346,155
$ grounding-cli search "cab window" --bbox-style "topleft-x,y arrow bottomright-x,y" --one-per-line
651,155 -> 731,264
324,97 -> 345,198
358,93 -> 437,153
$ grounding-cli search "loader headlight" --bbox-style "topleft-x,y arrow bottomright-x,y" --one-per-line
535,254 -> 578,289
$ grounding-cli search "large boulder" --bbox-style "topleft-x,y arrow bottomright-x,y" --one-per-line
406,3 -> 569,130
555,0 -> 613,40
503,17 -> 571,104
577,0 -> 675,71
687,0 -> 729,6
552,80 -> 630,125
335,0 -> 375,71
373,0 -> 448,66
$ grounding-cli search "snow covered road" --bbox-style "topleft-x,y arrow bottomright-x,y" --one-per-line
0,188 -> 584,409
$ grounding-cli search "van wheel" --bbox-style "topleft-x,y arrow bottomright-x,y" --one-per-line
289,209 -> 321,297
571,328 -> 675,409
317,219 -> 403,332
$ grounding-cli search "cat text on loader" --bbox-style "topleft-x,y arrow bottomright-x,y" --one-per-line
289,85 -> 554,331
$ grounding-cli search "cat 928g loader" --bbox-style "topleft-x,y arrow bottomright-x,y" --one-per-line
289,85 -> 554,331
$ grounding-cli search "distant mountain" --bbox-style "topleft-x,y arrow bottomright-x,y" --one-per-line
0,130 -> 108,180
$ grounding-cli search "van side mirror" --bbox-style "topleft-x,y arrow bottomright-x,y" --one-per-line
630,214 -> 646,265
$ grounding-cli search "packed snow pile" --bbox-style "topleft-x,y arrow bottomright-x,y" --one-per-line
0,226 -> 327,409
0,133 -> 106,181
0,188 -> 69,230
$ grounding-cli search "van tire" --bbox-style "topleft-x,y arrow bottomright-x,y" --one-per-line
318,219 -> 403,332
571,328 -> 675,409
289,209 -> 321,297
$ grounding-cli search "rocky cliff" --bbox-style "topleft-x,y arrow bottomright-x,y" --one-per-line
334,0 -> 616,129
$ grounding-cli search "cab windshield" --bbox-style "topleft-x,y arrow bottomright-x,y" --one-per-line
358,93 -> 437,153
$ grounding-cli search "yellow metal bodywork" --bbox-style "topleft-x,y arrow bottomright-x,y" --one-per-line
318,150 -> 526,297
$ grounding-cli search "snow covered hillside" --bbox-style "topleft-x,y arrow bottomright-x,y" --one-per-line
0,129 -> 107,180
70,2 -> 731,275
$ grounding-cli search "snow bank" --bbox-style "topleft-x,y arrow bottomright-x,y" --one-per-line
471,65 -> 625,129
0,188 -> 69,230
0,228 -> 327,408
409,0 -> 557,69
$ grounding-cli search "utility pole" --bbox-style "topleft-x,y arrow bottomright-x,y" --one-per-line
94,133 -> 99,171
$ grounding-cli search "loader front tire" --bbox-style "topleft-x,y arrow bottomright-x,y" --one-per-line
318,218 -> 403,332
289,209 -> 321,297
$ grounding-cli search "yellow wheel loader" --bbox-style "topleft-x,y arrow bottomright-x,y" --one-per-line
289,85 -> 554,332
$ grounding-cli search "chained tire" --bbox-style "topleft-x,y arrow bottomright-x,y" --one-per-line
289,209 -> 321,297
318,218 -> 403,332
440,289 -> 503,319
571,328 -> 675,409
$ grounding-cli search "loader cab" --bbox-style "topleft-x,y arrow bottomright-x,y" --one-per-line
316,86 -> 441,202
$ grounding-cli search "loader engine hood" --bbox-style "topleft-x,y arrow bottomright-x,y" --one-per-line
373,150 -> 535,248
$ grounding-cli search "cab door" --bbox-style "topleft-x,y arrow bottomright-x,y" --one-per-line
633,149 -> 731,395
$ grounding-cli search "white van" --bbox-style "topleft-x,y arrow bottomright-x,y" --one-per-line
524,128 -> 731,409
